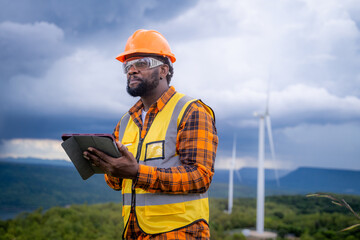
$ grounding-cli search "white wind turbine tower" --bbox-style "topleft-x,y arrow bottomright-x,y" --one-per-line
227,134 -> 243,214
227,134 -> 236,214
253,84 -> 279,235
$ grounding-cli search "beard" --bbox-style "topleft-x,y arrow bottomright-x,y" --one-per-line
126,71 -> 160,97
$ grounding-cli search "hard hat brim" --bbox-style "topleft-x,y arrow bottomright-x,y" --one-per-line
116,49 -> 176,63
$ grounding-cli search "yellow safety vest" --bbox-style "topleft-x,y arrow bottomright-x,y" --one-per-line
116,92 -> 214,236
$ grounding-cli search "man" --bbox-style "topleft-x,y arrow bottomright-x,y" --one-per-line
83,29 -> 218,239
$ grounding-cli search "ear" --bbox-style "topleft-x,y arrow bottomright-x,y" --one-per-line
159,64 -> 169,79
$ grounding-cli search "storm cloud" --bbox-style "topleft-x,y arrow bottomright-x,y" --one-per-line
1,0 -> 359,170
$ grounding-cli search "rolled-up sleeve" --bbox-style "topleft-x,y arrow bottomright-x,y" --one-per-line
104,174 -> 122,191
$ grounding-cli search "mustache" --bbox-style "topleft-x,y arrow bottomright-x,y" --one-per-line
127,76 -> 143,83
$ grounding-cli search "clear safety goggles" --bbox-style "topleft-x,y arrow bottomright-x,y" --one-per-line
123,57 -> 164,74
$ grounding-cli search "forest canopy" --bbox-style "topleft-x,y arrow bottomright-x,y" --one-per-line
1,195 -> 360,240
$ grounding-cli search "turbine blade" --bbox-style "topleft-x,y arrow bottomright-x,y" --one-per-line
265,75 -> 271,115
232,134 -> 236,161
235,169 -> 242,182
265,115 -> 280,187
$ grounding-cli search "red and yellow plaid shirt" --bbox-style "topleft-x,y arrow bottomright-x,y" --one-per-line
105,86 -> 218,239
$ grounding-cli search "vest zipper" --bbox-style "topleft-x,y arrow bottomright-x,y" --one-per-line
123,131 -> 144,239
135,138 -> 144,163
131,137 -> 144,208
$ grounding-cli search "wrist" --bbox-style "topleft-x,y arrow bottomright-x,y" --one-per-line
131,163 -> 139,180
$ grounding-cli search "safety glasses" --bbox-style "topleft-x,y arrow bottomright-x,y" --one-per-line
123,57 -> 164,74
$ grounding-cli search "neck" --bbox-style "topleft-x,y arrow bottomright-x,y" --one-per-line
141,85 -> 169,111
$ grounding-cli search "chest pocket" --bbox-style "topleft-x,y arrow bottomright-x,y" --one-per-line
121,131 -> 138,155
145,141 -> 165,161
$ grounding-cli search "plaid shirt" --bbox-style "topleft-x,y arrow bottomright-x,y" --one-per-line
105,86 -> 218,239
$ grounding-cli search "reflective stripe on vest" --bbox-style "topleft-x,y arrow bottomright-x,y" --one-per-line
116,92 -> 212,235
123,192 -> 208,206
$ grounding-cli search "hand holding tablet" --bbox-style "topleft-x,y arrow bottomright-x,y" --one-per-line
61,134 -> 121,180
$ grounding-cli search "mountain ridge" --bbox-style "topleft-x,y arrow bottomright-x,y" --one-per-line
1,158 -> 360,220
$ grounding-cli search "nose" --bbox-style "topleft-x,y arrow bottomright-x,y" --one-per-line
127,65 -> 139,75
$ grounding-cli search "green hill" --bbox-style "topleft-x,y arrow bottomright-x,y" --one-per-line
1,196 -> 360,240
0,162 -> 121,219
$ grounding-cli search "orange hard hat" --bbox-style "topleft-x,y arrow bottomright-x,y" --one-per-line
116,29 -> 176,63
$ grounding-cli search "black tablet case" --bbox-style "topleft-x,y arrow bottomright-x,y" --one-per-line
61,135 -> 121,180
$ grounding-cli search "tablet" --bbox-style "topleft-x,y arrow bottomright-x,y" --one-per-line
61,134 -> 121,180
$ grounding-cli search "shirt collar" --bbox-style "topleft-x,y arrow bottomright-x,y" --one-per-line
128,86 -> 176,115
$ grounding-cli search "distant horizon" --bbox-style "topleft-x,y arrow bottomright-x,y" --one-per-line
1,156 -> 359,172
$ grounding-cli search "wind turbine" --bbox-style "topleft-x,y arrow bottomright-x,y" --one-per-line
227,134 -> 236,214
254,84 -> 279,234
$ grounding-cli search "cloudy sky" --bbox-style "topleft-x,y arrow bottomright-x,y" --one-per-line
0,0 -> 359,171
